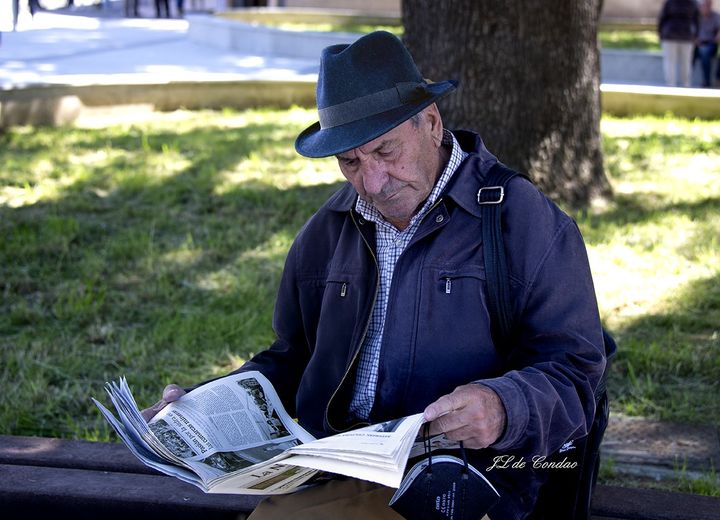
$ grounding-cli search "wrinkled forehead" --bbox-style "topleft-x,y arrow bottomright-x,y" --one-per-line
336,118 -> 416,158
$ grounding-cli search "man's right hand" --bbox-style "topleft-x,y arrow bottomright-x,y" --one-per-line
140,384 -> 186,422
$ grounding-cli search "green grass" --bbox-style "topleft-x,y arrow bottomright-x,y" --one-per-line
598,29 -> 660,51
238,18 -> 660,51
588,116 -> 720,426
268,22 -> 403,36
1,111 -> 718,449
0,108 -> 341,440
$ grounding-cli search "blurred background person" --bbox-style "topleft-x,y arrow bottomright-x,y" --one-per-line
125,0 -> 139,17
155,0 -> 170,18
695,0 -> 720,87
658,0 -> 701,87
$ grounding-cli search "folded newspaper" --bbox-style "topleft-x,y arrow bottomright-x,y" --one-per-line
92,371 -> 428,495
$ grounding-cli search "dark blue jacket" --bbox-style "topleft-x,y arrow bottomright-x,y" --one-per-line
658,0 -> 700,41
238,130 -> 606,518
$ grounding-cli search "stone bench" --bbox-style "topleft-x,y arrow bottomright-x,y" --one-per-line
3,435 -> 720,519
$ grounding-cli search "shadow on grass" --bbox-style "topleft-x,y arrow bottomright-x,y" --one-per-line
1,118 -> 344,297
578,193 -> 720,247
609,272 -> 720,425
0,117 -> 347,437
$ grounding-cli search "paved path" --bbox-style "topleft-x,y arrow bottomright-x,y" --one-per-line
0,2 -> 317,89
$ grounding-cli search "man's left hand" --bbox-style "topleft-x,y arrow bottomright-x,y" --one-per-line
423,384 -> 507,449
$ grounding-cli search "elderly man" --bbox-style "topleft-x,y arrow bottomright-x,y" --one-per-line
145,31 -> 606,519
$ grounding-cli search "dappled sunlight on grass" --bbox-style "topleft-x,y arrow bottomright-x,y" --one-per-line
590,116 -> 720,329
587,114 -> 720,425
212,352 -> 250,377
1,109 -> 718,441
158,237 -> 204,272
217,155 -> 341,193
598,29 -> 659,51
186,232 -> 292,294
191,267 -> 245,293
589,238 -> 714,328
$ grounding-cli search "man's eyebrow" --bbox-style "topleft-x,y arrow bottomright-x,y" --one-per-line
372,140 -> 395,152
337,140 -> 396,160
360,140 -> 396,155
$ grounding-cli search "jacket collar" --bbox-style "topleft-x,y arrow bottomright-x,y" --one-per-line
325,181 -> 358,212
324,130 -> 498,217
442,130 -> 499,219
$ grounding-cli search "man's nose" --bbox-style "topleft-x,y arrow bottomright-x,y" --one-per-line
360,159 -> 387,196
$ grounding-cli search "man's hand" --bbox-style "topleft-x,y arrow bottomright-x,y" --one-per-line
140,384 -> 186,422
423,384 -> 507,449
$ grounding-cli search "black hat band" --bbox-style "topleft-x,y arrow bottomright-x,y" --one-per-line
318,81 -> 431,130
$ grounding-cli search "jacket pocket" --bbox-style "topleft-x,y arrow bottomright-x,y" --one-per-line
312,270 -> 365,361
410,265 -> 500,392
325,276 -> 349,298
437,266 -> 486,296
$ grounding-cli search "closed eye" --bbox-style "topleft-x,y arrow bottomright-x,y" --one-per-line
338,157 -> 358,167
376,146 -> 398,159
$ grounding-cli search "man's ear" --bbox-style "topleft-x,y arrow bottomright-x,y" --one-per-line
425,104 -> 444,147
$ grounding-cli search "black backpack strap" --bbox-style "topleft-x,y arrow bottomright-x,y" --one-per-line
479,162 -> 617,520
478,162 -> 529,345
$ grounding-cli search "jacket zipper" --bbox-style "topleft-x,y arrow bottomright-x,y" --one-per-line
323,199 -> 446,433
324,210 -> 380,433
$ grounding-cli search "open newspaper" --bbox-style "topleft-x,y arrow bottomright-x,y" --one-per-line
92,371 -> 429,495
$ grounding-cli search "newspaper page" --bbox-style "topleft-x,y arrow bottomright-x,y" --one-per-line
95,371 -> 432,494
281,414 -> 426,488
146,371 -> 318,492
94,371 -> 320,494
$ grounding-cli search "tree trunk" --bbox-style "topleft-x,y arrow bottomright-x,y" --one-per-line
402,0 -> 612,209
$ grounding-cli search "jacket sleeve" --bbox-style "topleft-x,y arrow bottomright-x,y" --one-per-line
477,179 -> 606,456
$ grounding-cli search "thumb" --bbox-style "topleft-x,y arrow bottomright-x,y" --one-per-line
162,384 -> 186,403
140,384 -> 186,422
423,391 -> 462,422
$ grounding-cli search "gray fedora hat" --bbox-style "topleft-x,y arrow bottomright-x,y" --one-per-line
295,31 -> 457,158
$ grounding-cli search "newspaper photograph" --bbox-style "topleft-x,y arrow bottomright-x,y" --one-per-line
147,372 -> 315,484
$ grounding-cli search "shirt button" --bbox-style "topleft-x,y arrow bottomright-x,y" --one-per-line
435,214 -> 444,223
358,217 -> 366,225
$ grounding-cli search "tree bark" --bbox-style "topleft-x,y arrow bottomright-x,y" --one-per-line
402,0 -> 612,209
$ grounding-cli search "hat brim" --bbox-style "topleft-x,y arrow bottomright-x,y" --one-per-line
295,80 -> 457,158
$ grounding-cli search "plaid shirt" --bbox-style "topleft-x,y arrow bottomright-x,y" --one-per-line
349,130 -> 468,420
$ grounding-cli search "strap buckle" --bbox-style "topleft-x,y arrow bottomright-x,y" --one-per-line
477,186 -> 505,205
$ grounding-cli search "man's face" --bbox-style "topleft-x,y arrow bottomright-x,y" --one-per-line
335,105 -> 445,230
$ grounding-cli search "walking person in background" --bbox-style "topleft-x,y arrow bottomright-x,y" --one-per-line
694,0 -> 720,87
155,0 -> 170,18
11,0 -> 40,30
658,0 -> 701,87
125,0 -> 139,17
11,0 -> 20,29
